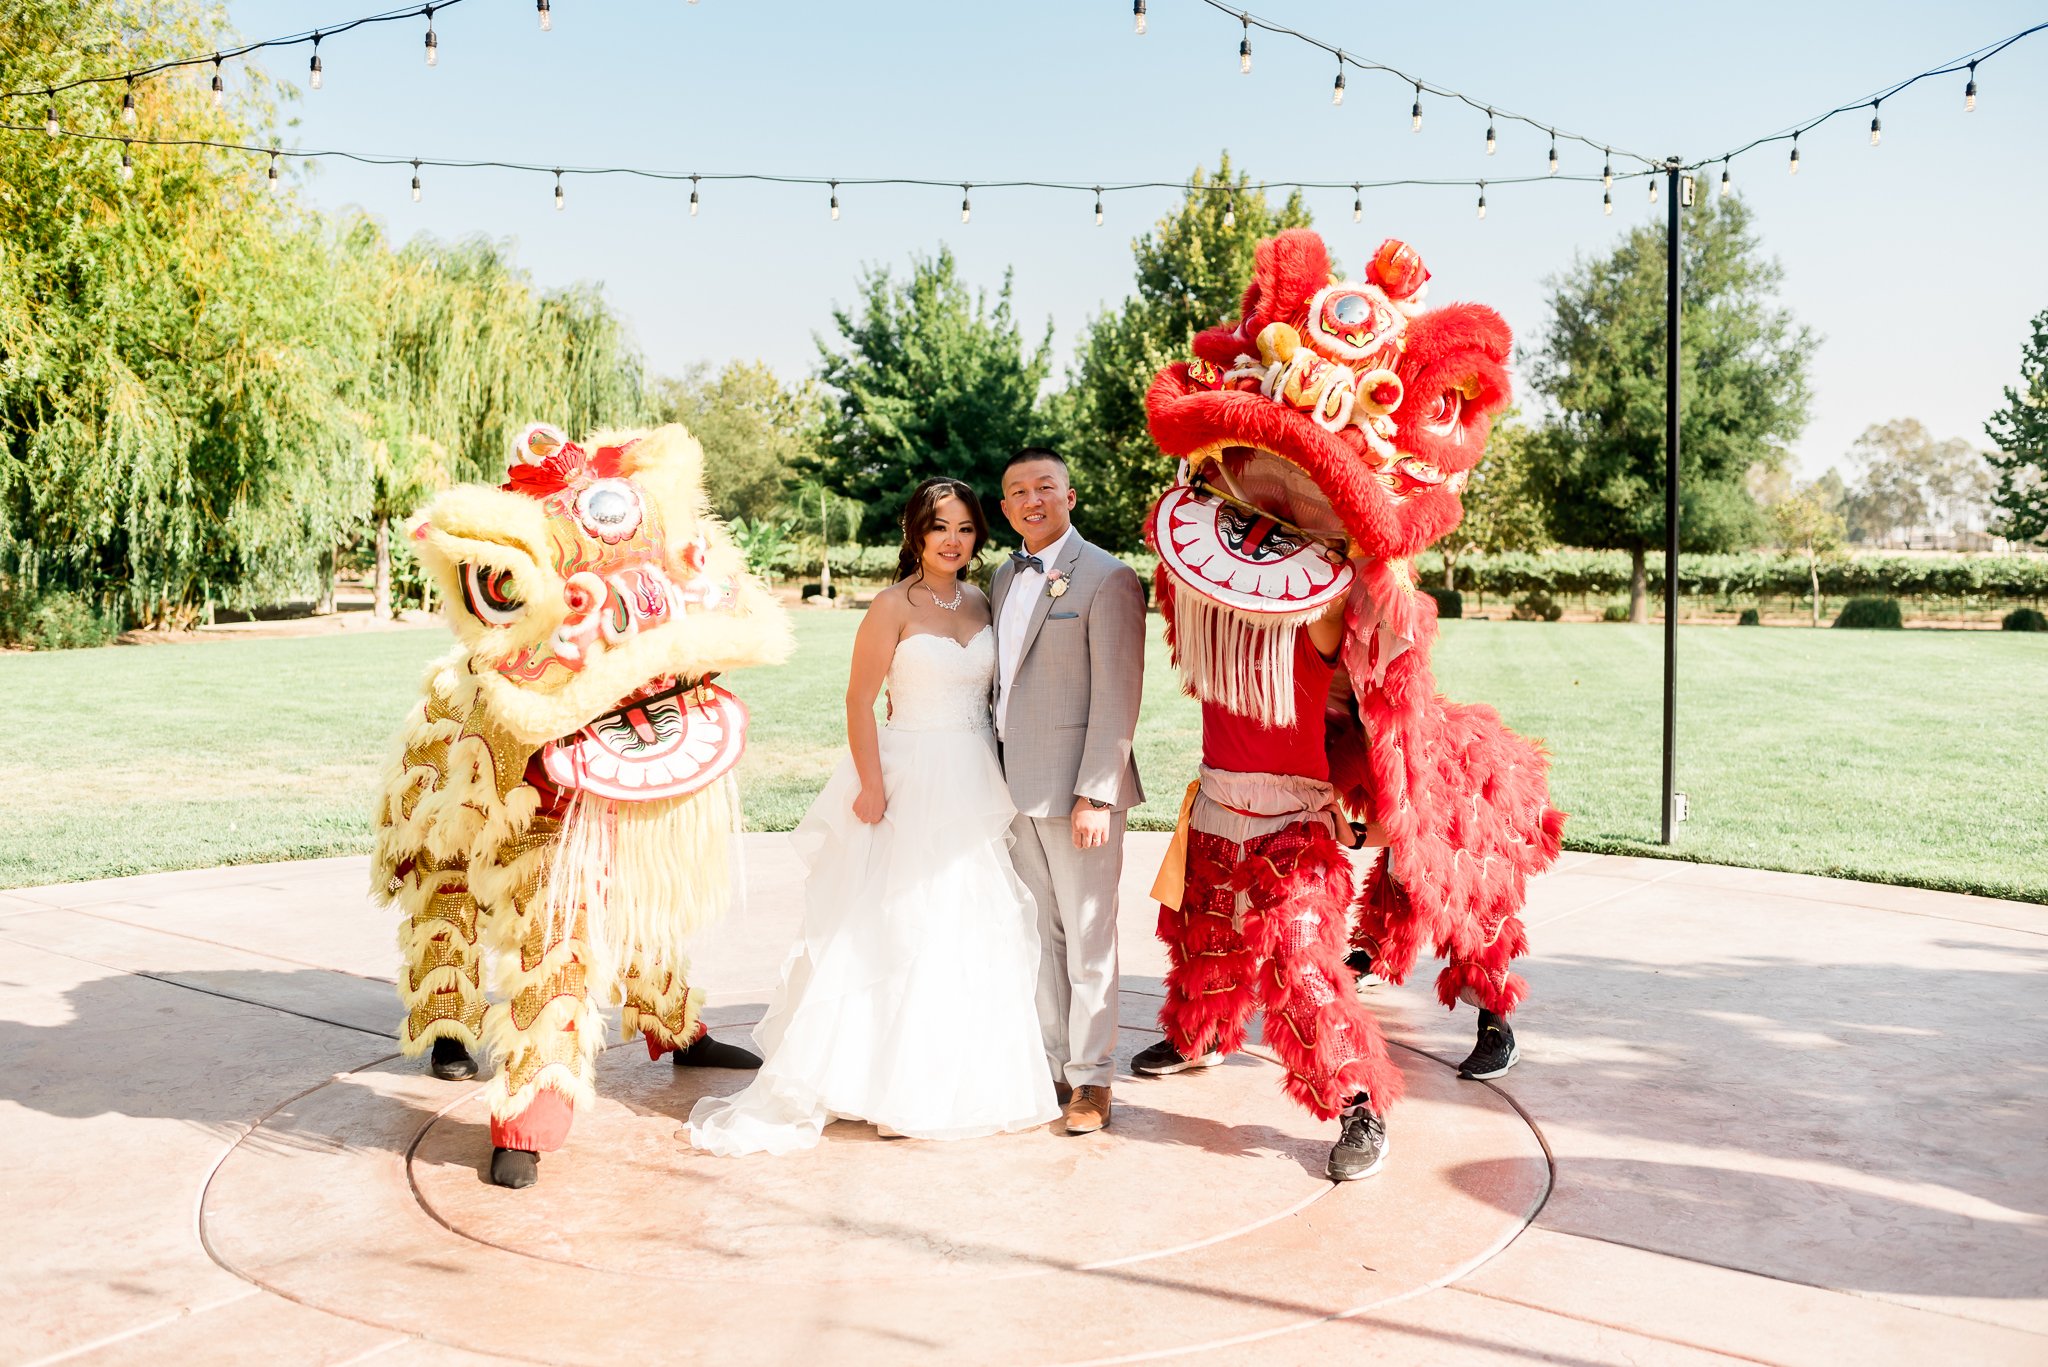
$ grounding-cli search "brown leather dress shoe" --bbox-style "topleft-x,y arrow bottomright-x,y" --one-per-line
1064,1084 -> 1111,1134
1054,1080 -> 1073,1107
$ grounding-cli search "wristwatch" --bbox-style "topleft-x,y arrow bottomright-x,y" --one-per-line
1087,798 -> 1112,810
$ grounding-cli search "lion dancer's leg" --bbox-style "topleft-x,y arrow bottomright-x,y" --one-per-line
1151,831 -> 1263,1071
1243,822 -> 1404,1180
480,876 -> 613,1189
394,857 -> 486,1081
1438,903 -> 1530,1081
620,947 -> 763,1070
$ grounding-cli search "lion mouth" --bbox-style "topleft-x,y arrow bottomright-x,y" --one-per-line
1193,447 -> 1350,544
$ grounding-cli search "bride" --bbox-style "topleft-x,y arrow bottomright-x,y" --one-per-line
687,478 -> 1060,1155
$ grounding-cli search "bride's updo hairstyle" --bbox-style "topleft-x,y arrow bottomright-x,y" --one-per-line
895,477 -> 989,584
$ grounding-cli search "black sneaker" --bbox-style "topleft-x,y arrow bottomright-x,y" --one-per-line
1132,1037 -> 1225,1076
429,1036 -> 478,1081
489,1147 -> 539,1189
1345,947 -> 1382,992
1327,1095 -> 1389,1181
1457,1009 -> 1520,1080
672,1033 -> 764,1070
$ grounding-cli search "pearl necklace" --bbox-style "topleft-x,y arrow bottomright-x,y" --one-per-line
925,578 -> 964,611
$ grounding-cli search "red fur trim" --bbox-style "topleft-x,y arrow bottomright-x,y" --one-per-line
1391,303 -> 1512,479
1436,958 -> 1529,1017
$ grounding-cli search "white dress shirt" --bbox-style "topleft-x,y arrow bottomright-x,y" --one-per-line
996,526 -> 1073,740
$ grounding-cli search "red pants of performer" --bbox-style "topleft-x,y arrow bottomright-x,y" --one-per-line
1157,822 -> 1404,1119
486,1021 -> 707,1153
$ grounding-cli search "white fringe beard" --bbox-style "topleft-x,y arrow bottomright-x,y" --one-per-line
538,774 -> 740,979
1170,590 -> 1326,728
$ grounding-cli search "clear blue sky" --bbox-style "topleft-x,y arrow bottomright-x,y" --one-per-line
223,0 -> 2048,479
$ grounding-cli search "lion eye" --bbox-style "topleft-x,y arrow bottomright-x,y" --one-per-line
575,478 -> 644,541
461,563 -> 525,626
1423,391 -> 1463,434
1331,294 -> 1371,327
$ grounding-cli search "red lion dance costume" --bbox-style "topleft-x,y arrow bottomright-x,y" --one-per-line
1138,229 -> 1564,1179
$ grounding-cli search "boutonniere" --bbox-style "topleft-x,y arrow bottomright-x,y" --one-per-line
1044,570 -> 1070,600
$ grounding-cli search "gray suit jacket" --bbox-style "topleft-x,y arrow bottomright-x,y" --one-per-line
993,533 -> 1147,818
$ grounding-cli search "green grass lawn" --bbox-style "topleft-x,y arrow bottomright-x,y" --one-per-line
3,616 -> 2042,900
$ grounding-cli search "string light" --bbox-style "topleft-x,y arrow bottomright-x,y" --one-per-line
411,158 -> 422,201
553,169 -> 564,210
1133,0 -> 1147,36
829,180 -> 840,220
267,150 -> 280,192
121,80 -> 136,125
1222,190 -> 1236,229
1965,61 -> 1977,111
1238,16 -> 1252,75
1548,134 -> 1559,175
1789,132 -> 1800,174
1094,187 -> 1104,226
1352,183 -> 1362,222
119,141 -> 133,182
210,56 -> 224,107
961,183 -> 971,223
1720,158 -> 1731,193
1602,188 -> 1612,216
1332,59 -> 1345,106
43,99 -> 57,137
424,9 -> 438,67
1485,110 -> 1496,155
1868,101 -> 1881,146
1648,175 -> 1659,204
1410,82 -> 1422,132
1602,150 -> 1613,187
689,174 -> 699,216
1475,181 -> 1486,219
309,34 -> 323,91
537,0 -> 551,32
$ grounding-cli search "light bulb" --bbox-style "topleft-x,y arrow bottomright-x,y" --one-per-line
1485,113 -> 1496,156
1133,0 -> 1146,35
1411,84 -> 1423,132
43,101 -> 58,137
1648,176 -> 1659,204
1094,189 -> 1104,226
537,0 -> 551,32
1869,109 -> 1881,146
1965,63 -> 1977,112
121,83 -> 136,125
829,182 -> 840,220
1602,189 -> 1612,216
1789,137 -> 1800,175
1548,138 -> 1559,175
1352,185 -> 1361,223
1332,65 -> 1345,106
554,173 -> 564,211
1476,184 -> 1487,220
1602,150 -> 1613,188
1222,196 -> 1235,230
309,38 -> 323,91
120,144 -> 134,182
1720,160 -> 1732,194
425,19 -> 438,67
961,185 -> 971,224
211,58 -> 224,107
1238,20 -> 1251,75
689,175 -> 699,216
412,160 -> 422,202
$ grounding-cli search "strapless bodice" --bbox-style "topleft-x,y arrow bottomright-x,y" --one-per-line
886,627 -> 995,734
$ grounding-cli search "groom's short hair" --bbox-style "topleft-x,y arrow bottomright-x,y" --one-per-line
1003,447 -> 1069,483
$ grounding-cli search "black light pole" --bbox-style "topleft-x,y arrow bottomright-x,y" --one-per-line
1660,156 -> 1683,845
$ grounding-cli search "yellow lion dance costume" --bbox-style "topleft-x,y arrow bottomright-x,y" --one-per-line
374,422 -> 791,1188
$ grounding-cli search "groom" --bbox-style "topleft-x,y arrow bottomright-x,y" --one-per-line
992,448 -> 1146,1135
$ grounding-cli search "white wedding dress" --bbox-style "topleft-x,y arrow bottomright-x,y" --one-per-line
687,625 -> 1060,1155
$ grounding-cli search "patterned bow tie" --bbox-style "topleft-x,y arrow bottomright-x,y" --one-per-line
1010,551 -> 1044,573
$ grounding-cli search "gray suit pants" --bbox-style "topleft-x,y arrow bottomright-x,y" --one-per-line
1009,811 -> 1125,1090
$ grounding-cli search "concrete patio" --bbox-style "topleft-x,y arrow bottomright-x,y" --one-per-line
3,835 -> 2043,1365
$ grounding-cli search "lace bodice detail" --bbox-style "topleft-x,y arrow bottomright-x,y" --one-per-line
886,627 -> 996,734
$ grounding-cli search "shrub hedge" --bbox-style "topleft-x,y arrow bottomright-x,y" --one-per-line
1835,596 -> 1905,629
2003,607 -> 2048,632
1422,550 -> 2048,603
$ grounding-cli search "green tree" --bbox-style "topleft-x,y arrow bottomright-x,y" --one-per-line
1984,309 -> 2048,546
1048,155 -> 1311,549
650,360 -> 820,523
1524,194 -> 1815,622
1838,419 -> 1991,547
1436,411 -> 1550,589
1766,482 -> 1847,627
811,248 -> 1051,541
